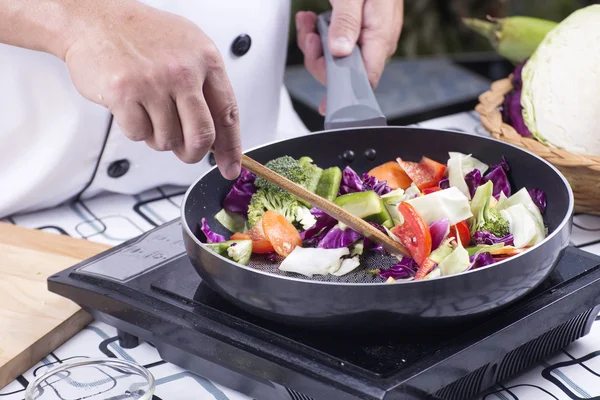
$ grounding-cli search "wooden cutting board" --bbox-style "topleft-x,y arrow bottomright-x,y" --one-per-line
0,222 -> 111,389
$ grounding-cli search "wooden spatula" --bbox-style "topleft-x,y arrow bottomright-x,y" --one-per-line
240,154 -> 409,257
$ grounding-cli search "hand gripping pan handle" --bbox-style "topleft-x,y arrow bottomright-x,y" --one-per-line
316,11 -> 387,130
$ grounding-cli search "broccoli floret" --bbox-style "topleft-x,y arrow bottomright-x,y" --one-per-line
255,156 -> 322,194
480,208 -> 510,237
247,155 -> 325,227
247,187 -> 299,227
469,181 -> 511,237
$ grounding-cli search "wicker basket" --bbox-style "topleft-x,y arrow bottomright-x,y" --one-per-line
475,76 -> 600,216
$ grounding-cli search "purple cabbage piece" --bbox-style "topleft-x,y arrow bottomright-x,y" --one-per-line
465,169 -> 483,198
222,169 -> 257,215
339,166 -> 363,194
501,60 -> 532,137
484,166 -> 511,199
439,177 -> 450,190
468,252 -> 496,270
472,231 -> 514,246
339,166 -> 391,196
362,173 -> 392,195
429,218 -> 450,250
528,188 -> 547,214
490,156 -> 510,172
200,218 -> 226,243
379,257 -> 419,280
300,208 -> 337,246
364,222 -> 388,255
317,226 -> 362,249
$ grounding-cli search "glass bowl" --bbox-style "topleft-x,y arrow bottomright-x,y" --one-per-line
24,358 -> 155,400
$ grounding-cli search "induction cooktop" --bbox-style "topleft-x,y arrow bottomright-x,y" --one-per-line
48,219 -> 600,400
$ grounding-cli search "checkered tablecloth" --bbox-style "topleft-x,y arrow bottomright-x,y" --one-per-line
3,111 -> 600,400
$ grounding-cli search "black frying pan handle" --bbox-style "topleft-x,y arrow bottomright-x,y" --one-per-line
316,10 -> 387,130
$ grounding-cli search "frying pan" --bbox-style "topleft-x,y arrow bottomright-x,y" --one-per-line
181,11 -> 574,331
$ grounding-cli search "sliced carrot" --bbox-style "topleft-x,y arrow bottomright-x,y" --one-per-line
489,246 -> 528,256
262,211 -> 302,257
368,161 -> 412,190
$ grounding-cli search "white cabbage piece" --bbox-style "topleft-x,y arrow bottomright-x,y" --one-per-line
448,152 -> 489,175
447,155 -> 470,199
447,152 -> 489,199
521,5 -> 600,156
332,256 -> 361,276
295,206 -> 317,230
406,187 -> 473,226
500,204 -> 545,248
381,188 -> 405,225
278,247 -> 350,277
381,184 -> 422,225
425,268 -> 441,280
437,238 -> 471,276
496,188 -> 545,233
404,183 -> 421,199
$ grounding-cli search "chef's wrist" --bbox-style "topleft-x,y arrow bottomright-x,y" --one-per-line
47,0 -> 134,61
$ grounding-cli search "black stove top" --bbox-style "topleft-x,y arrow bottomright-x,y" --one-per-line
48,219 -> 600,400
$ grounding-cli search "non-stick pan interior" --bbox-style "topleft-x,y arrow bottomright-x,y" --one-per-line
184,127 -> 572,283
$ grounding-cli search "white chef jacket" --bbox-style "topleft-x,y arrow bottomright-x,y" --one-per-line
0,0 -> 309,218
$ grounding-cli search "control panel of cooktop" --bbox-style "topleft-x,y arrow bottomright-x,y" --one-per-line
73,219 -> 186,282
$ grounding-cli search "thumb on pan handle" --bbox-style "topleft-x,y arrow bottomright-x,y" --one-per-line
316,11 -> 387,131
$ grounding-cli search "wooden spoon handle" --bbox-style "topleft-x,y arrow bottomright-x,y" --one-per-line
240,154 -> 409,257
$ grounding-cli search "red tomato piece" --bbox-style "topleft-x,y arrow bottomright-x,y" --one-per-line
447,220 -> 471,246
395,158 -> 431,189
231,224 -> 275,254
390,203 -> 432,265
396,156 -> 446,190
262,211 -> 303,257
422,186 -> 443,195
368,161 -> 413,190
420,156 -> 446,184
414,258 -> 437,280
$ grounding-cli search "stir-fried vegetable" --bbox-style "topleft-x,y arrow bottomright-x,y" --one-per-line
201,150 -> 548,282
262,210 -> 303,257
396,157 -> 446,190
391,203 -> 432,265
469,181 -> 510,237
367,161 -> 412,190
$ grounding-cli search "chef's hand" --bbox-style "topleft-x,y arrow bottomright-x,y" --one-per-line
63,0 -> 242,179
296,0 -> 404,115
